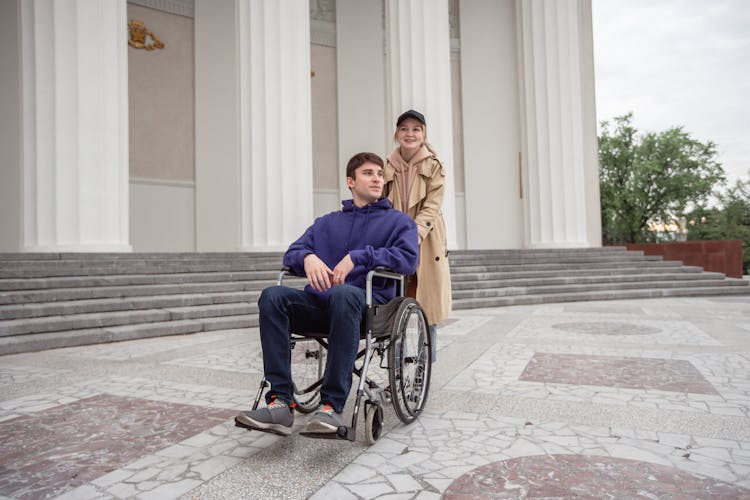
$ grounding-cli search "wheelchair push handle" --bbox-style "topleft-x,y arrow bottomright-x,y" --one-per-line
277,266 -> 406,303
365,268 -> 405,304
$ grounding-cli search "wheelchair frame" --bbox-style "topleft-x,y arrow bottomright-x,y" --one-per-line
247,267 -> 432,444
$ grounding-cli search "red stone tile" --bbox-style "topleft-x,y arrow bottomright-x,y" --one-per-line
0,394 -> 235,499
519,352 -> 719,394
444,455 -> 749,499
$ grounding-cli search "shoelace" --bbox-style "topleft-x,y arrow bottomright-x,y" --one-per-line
268,396 -> 287,409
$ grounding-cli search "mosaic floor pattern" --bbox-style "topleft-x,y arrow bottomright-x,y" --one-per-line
519,352 -> 719,394
311,409 -> 750,498
1,296 -> 749,499
0,394 -> 234,499
445,343 -> 750,417
443,454 -> 750,498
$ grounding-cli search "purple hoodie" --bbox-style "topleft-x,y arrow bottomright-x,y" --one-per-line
283,198 -> 418,304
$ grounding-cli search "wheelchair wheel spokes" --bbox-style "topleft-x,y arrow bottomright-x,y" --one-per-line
388,298 -> 431,424
291,338 -> 325,413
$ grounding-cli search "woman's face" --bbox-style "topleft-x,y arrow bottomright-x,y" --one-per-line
396,118 -> 425,153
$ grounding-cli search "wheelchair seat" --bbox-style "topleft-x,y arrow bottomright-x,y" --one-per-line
291,295 -> 408,339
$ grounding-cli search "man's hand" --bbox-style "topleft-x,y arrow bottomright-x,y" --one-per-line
304,254 -> 334,292
332,254 -> 354,286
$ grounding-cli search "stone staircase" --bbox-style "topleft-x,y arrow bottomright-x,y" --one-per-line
0,248 -> 747,355
450,248 -> 749,308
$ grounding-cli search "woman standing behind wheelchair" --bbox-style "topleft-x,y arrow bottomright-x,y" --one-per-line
384,109 -> 452,361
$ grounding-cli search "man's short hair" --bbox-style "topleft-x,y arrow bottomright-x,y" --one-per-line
346,152 -> 384,179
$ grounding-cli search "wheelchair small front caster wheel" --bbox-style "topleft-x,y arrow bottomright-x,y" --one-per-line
365,402 -> 384,445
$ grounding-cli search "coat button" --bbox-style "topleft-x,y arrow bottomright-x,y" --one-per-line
435,256 -> 440,261
426,222 -> 431,227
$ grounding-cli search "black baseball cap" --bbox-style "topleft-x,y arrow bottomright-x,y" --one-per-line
396,109 -> 426,126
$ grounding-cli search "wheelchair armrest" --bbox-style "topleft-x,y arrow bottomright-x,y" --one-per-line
279,266 -> 406,303
366,267 -> 406,304
368,267 -> 403,281
277,267 -> 305,286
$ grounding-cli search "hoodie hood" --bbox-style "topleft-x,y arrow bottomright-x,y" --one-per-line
341,197 -> 393,212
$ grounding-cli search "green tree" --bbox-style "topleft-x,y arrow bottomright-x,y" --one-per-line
687,175 -> 750,273
598,113 -> 725,243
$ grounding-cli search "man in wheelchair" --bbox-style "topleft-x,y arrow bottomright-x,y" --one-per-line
235,152 -> 418,437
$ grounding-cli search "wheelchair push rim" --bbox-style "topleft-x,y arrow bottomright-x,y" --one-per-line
388,298 -> 431,424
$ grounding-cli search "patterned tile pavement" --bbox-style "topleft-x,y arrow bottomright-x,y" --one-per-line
0,296 -> 748,499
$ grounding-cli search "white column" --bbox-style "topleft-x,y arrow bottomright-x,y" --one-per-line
238,0 -> 314,250
0,0 -> 22,251
460,0 -> 523,249
336,0 -> 387,200
516,0 -> 594,248
385,0 -> 458,249
21,0 -> 130,252
195,0 -> 241,251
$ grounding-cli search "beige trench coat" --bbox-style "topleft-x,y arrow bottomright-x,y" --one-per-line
384,152 -> 452,324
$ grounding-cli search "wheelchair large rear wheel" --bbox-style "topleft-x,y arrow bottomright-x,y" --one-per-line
291,338 -> 326,413
388,298 -> 431,424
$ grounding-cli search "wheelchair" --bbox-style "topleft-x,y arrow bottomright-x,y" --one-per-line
242,267 -> 432,444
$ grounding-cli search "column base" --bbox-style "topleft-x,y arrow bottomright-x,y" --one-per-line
238,244 -> 289,252
525,241 -> 593,249
23,243 -> 133,253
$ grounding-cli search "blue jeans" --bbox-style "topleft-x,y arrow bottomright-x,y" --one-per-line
257,284 -> 366,414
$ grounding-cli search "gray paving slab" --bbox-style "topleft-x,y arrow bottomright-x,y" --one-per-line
0,296 -> 748,499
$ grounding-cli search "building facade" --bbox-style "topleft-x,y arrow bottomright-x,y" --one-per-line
0,0 -> 602,253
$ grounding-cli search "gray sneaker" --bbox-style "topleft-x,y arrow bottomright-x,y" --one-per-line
235,398 -> 294,436
304,403 -> 343,433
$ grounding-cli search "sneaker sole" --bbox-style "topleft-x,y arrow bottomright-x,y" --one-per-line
235,414 -> 293,436
304,419 -> 339,433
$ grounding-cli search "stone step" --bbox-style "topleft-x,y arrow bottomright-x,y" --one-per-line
447,247 -> 631,257
0,270 -> 291,292
0,263 -> 685,301
0,259 -> 678,293
0,315 -> 258,356
450,265 -> 703,283
448,254 -> 660,267
0,261 -> 283,279
453,284 -> 750,309
0,278 -> 294,305
0,251 -> 281,260
451,272 -> 729,290
452,278 -> 748,299
0,249 -> 637,272
0,291 -> 262,320
449,260 -> 681,274
0,302 -> 257,337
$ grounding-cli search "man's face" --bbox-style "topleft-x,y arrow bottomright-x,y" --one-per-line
347,162 -> 384,206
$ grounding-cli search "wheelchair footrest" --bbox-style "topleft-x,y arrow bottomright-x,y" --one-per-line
300,426 -> 352,441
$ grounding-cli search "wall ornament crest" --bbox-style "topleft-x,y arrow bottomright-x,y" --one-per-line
128,19 -> 165,50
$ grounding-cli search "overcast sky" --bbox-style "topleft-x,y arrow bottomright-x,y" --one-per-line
592,0 -> 750,185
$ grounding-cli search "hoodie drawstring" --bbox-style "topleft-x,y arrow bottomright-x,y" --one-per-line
345,205 -> 372,255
